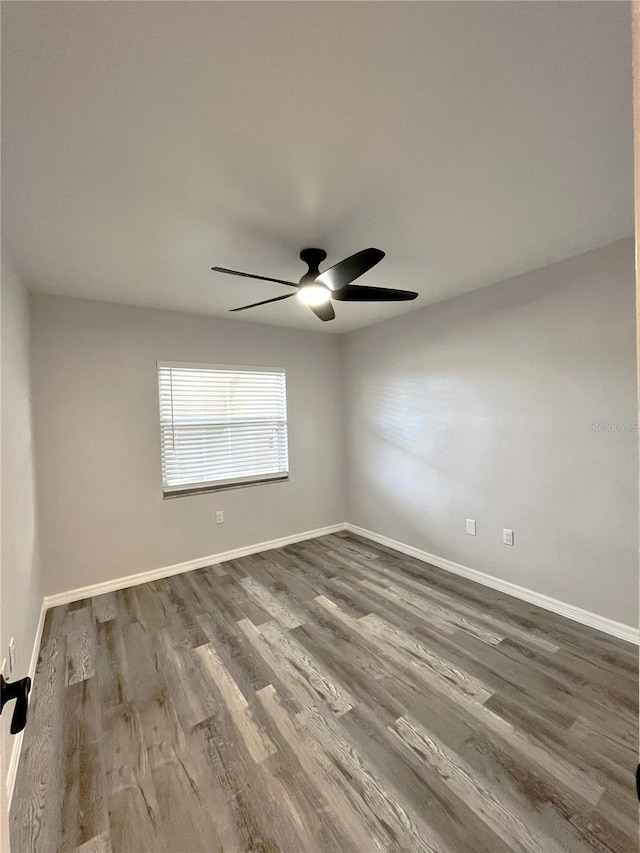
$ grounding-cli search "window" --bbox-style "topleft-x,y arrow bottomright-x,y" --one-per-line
158,362 -> 289,496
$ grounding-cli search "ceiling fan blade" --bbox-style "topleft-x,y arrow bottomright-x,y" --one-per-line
315,248 -> 385,291
332,284 -> 418,302
309,301 -> 335,322
229,293 -> 296,312
212,266 -> 298,288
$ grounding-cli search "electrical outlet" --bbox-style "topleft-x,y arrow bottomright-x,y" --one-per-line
503,528 -> 514,546
8,638 -> 16,675
466,519 -> 477,536
216,510 -> 224,524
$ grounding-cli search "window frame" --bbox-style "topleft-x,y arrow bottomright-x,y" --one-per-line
157,360 -> 289,498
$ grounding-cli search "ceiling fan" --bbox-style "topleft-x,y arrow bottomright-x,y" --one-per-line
211,248 -> 418,322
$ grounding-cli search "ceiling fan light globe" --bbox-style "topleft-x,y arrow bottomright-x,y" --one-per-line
297,284 -> 331,306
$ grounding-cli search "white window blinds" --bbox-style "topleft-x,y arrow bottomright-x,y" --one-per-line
158,362 -> 289,495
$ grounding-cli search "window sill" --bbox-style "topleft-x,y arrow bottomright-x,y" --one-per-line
163,475 -> 289,499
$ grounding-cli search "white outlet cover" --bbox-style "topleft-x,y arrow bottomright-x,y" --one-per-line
503,528 -> 514,546
466,519 -> 477,536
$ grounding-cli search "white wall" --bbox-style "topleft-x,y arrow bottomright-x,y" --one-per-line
30,295 -> 345,596
343,239 -> 638,628
1,245 -> 42,846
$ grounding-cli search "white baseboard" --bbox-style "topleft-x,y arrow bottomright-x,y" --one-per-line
345,523 -> 639,645
38,518 -> 640,641
6,600 -> 47,806
43,523 -> 347,609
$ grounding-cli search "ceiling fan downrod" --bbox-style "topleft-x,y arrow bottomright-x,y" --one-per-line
298,248 -> 327,284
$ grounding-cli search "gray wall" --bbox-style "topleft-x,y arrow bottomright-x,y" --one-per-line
27,238 -> 639,626
1,245 -> 42,832
343,239 -> 638,627
30,295 -> 345,596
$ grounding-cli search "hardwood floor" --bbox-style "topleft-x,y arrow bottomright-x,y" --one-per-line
10,532 -> 638,852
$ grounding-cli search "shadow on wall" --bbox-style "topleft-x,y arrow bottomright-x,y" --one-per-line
360,343 -> 514,539
346,241 -> 638,605
361,364 -> 495,550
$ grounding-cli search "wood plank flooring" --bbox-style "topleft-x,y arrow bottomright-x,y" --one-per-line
10,532 -> 639,852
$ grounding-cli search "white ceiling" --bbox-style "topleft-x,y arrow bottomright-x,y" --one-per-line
1,1 -> 633,334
